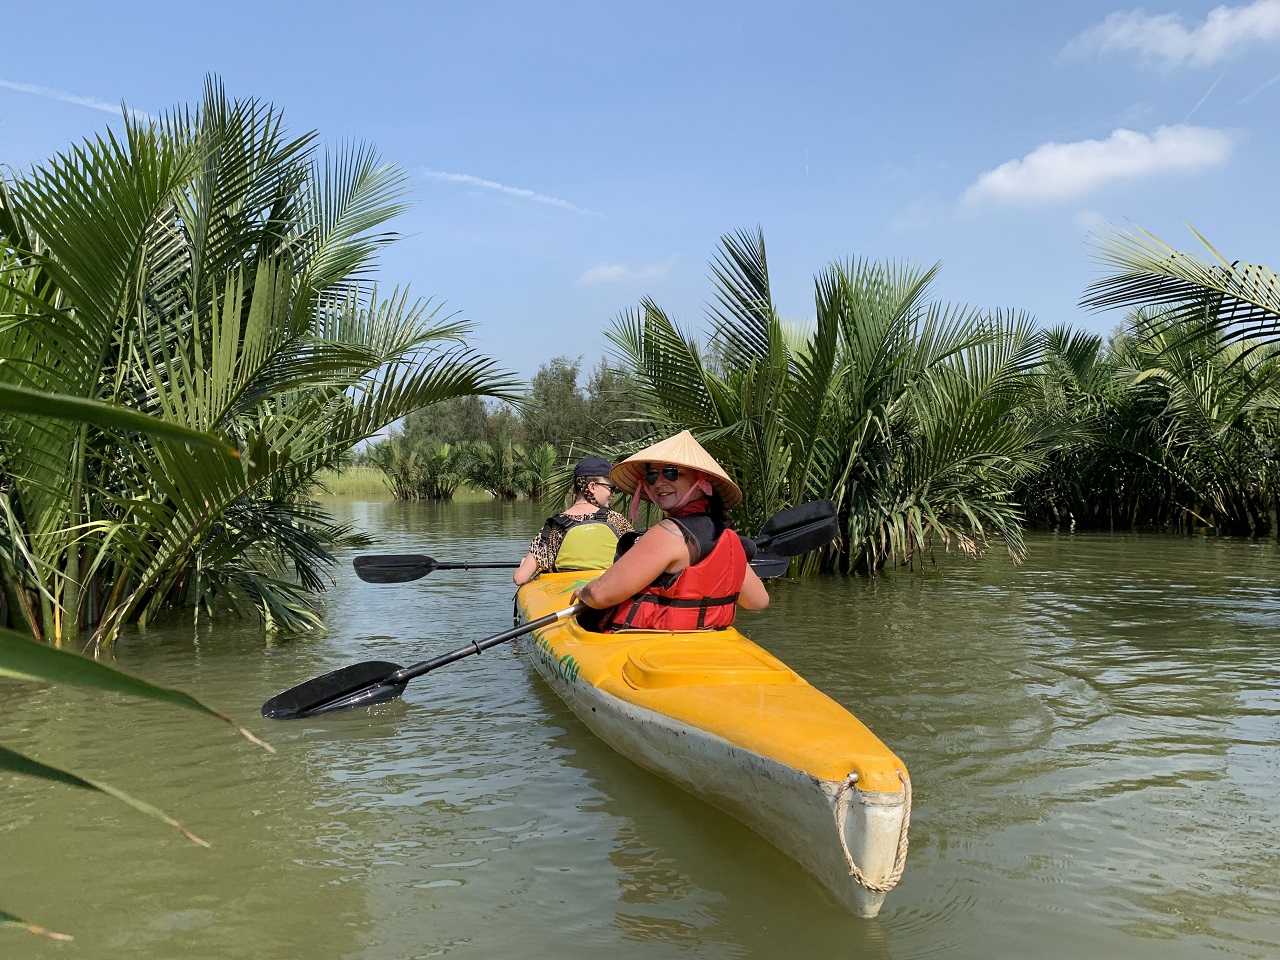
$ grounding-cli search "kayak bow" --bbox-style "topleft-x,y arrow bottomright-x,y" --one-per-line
516,571 -> 911,918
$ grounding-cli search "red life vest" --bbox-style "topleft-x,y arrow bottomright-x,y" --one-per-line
599,521 -> 747,631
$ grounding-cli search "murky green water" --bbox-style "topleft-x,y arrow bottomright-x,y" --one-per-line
3,500 -> 1279,958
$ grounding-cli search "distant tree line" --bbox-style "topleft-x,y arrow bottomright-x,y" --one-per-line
360,357 -> 651,500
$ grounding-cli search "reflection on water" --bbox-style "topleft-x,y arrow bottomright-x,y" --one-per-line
2,501 -> 1278,959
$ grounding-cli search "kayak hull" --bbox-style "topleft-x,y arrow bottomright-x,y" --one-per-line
516,572 -> 910,918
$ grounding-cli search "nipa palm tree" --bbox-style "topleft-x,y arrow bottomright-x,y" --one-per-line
1116,311 -> 1280,536
515,442 -> 563,501
608,228 -> 1057,571
0,77 -> 518,648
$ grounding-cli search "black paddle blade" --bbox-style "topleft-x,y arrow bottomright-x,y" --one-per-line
749,553 -> 791,579
754,500 -> 838,557
352,554 -> 438,584
298,679 -> 409,717
262,660 -> 406,719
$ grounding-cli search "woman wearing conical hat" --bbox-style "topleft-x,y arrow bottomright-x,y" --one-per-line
576,431 -> 768,631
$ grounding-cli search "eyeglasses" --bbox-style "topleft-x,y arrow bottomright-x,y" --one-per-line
643,465 -> 682,484
591,480 -> 616,492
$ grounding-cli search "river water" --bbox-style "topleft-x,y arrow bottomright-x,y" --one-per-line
3,499 -> 1279,959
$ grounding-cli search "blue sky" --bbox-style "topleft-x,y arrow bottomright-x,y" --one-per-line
3,1 -> 1280,377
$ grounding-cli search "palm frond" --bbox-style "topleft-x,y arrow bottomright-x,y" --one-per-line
1082,225 -> 1280,346
707,225 -> 775,366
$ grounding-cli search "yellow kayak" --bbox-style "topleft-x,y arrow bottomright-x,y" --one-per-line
516,571 -> 911,917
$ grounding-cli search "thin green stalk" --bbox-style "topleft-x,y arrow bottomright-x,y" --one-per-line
63,423 -> 88,643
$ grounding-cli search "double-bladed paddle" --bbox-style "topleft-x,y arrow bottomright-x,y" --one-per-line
352,555 -> 518,584
261,500 -> 838,720
349,500 -> 837,586
261,604 -> 583,719
754,498 -> 837,557
351,551 -> 794,584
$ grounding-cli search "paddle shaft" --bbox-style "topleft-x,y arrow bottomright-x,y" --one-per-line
386,603 -> 583,684
433,562 -> 519,570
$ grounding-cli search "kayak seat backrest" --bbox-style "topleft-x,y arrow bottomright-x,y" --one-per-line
622,637 -> 799,690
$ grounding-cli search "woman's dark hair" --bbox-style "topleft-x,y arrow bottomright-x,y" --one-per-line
707,490 -> 728,533
575,475 -> 603,507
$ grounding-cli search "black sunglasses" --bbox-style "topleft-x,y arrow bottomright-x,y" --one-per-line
643,466 -> 682,484
591,480 -> 615,491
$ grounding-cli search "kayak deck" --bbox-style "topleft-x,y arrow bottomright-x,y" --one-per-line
516,571 -> 910,915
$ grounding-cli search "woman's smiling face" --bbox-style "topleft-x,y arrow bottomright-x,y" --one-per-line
645,462 -> 701,510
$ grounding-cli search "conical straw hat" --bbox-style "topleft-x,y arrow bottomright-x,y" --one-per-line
610,430 -> 742,509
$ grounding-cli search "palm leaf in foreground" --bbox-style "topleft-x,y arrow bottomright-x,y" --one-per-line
0,628 -> 271,750
0,382 -> 238,455
0,625 -> 273,936
0,745 -> 209,846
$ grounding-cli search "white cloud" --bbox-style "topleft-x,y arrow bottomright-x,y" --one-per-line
1065,1 -> 1280,67
962,125 -> 1232,206
575,258 -> 674,285
0,78 -> 151,120
420,168 -> 591,214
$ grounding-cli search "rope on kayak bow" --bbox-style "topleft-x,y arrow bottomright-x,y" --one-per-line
835,769 -> 912,893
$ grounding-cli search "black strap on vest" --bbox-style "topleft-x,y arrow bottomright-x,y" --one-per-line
669,514 -> 719,563
616,513 -> 739,629
619,592 -> 738,629
542,506 -> 609,538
